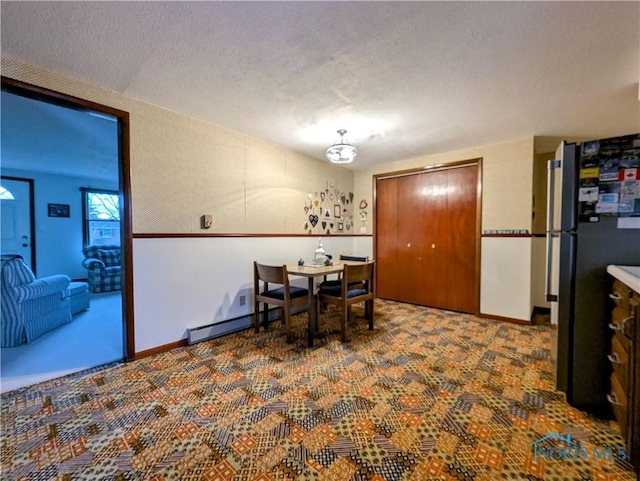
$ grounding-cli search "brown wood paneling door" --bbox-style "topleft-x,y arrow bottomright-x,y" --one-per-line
375,161 -> 480,314
397,173 -> 429,305
444,165 -> 479,313
414,169 -> 449,309
375,177 -> 399,300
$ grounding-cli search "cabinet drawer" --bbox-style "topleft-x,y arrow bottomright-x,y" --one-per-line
610,335 -> 630,393
609,373 -> 628,441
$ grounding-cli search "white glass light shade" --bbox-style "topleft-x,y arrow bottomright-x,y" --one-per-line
326,130 -> 357,164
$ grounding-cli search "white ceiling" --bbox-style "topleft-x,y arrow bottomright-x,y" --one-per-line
1,1 -> 639,170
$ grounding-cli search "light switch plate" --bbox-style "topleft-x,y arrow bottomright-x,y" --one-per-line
201,214 -> 213,229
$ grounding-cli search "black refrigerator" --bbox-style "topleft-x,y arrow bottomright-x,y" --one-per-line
546,134 -> 640,415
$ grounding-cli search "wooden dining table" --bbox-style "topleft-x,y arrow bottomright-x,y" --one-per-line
286,260 -> 367,347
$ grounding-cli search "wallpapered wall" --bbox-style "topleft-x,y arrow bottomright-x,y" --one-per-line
1,57 -> 355,235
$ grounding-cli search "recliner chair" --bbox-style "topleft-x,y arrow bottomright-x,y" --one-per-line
1,255 -> 72,347
82,245 -> 122,292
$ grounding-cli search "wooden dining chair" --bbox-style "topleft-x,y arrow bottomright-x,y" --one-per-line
319,254 -> 369,289
317,261 -> 375,342
253,262 -> 309,343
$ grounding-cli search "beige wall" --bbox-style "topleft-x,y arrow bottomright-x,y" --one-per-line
353,137 -> 535,233
2,57 -> 354,235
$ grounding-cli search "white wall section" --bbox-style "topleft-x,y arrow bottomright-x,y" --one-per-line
132,236 -> 358,352
480,237 -> 532,321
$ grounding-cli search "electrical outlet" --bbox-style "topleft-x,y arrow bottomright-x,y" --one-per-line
239,295 -> 246,306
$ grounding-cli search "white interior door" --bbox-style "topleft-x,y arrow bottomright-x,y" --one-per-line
1,178 -> 33,268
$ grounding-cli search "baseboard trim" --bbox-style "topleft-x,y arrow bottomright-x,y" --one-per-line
479,313 -> 531,325
134,339 -> 188,360
135,306 -> 308,358
188,313 -> 255,345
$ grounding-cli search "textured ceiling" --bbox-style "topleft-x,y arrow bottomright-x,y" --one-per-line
1,1 -> 639,169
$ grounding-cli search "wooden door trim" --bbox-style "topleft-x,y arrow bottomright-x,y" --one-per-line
374,159 -> 480,180
1,76 -> 135,361
373,157 -> 483,315
473,159 -> 483,316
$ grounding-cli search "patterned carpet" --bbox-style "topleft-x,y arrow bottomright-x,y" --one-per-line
1,300 -> 636,481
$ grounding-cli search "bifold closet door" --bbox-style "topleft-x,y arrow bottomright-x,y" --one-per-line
404,169 -> 449,308
375,164 -> 478,314
443,165 -> 478,313
376,177 -> 399,300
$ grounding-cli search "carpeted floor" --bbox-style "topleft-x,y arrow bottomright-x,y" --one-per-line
1,291 -> 124,393
0,300 -> 636,480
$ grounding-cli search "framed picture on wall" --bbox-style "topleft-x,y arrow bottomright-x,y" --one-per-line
337,222 -> 344,232
48,203 -> 70,217
334,204 -> 341,218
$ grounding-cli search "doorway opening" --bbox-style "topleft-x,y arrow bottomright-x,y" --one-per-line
0,77 -> 134,393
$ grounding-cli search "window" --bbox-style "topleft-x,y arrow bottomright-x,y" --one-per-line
82,188 -> 120,246
0,186 -> 15,200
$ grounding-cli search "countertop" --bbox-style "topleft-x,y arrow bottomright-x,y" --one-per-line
607,265 -> 640,292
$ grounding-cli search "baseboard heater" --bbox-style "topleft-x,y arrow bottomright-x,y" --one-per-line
187,305 -> 307,345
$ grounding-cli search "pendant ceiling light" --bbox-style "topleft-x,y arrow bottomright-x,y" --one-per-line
326,129 -> 357,164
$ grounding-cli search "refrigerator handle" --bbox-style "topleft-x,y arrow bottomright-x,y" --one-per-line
546,159 -> 560,233
545,160 -> 560,302
545,233 -> 557,302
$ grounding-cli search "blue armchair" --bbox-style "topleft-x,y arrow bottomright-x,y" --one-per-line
82,245 -> 122,293
1,255 -> 72,347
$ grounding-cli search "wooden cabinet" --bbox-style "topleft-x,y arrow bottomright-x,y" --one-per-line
607,276 -> 640,475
